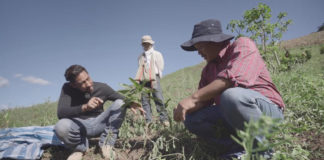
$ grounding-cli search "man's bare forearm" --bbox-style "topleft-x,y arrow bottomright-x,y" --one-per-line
189,78 -> 232,111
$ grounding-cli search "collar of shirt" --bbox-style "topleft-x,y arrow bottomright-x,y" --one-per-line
212,43 -> 231,64
144,47 -> 154,64
144,47 -> 154,57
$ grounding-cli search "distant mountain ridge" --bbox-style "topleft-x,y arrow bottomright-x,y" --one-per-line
280,31 -> 324,49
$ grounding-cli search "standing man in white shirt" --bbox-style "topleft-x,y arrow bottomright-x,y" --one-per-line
135,35 -> 169,127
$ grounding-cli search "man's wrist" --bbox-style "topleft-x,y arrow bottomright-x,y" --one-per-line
81,104 -> 88,112
191,92 -> 200,104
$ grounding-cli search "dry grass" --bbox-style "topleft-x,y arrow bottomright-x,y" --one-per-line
280,31 -> 324,49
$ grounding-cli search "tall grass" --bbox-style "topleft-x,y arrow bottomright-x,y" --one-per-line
0,100 -> 58,128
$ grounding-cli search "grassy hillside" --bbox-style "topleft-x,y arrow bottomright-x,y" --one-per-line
1,43 -> 323,159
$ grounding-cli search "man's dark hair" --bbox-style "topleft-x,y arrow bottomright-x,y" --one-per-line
64,64 -> 88,82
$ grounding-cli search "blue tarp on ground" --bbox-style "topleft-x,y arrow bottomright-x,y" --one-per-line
0,125 -> 63,160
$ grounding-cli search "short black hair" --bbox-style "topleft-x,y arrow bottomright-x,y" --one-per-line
64,64 -> 88,82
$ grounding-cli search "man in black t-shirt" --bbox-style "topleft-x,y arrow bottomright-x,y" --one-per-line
54,64 -> 144,160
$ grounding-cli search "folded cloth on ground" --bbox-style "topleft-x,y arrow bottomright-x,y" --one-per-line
0,125 -> 63,160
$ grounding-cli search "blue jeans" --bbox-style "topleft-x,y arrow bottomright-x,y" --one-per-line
141,75 -> 168,122
54,99 -> 126,152
184,88 -> 283,150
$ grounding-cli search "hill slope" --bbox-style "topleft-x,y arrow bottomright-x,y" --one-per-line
280,30 -> 324,49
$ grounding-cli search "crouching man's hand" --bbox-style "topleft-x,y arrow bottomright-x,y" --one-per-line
174,96 -> 199,122
130,102 -> 146,116
82,97 -> 103,112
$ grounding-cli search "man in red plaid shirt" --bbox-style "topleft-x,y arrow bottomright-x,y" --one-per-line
174,19 -> 284,158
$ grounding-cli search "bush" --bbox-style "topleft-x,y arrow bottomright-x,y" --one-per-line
305,50 -> 312,60
277,48 -> 312,72
320,45 -> 324,54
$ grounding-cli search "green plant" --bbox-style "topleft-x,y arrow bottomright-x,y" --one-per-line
2,112 -> 10,128
226,3 -> 292,54
119,78 -> 154,107
320,45 -> 324,54
231,116 -> 289,160
272,47 -> 312,72
305,50 -> 312,60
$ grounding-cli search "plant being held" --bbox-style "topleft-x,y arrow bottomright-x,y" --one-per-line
118,78 -> 153,115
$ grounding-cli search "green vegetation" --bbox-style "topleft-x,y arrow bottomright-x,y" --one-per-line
0,100 -> 58,128
226,3 -> 292,55
1,44 -> 323,159
118,78 -> 155,107
227,3 -> 292,68
264,46 -> 313,72
320,45 -> 324,54
231,116 -> 287,160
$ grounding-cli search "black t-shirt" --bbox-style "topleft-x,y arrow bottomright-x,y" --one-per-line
57,82 -> 124,119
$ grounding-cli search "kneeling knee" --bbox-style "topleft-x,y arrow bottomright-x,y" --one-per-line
220,88 -> 248,111
54,119 -> 73,138
112,99 -> 125,108
220,88 -> 242,103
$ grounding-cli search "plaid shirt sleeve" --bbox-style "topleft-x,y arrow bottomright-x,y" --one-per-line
217,37 -> 265,87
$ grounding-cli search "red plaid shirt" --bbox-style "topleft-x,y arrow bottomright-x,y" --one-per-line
199,37 -> 285,109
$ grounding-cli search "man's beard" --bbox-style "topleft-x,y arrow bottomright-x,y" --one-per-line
85,86 -> 93,93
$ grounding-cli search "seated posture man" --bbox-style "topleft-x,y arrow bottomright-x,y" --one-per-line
173,19 -> 285,157
54,64 -> 144,160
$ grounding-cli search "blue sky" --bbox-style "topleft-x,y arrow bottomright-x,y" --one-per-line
0,0 -> 323,109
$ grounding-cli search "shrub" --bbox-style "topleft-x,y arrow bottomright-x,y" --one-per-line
320,45 -> 324,54
277,48 -> 312,72
305,50 -> 312,60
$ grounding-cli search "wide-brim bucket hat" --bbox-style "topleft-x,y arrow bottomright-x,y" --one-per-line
141,35 -> 155,45
181,19 -> 234,51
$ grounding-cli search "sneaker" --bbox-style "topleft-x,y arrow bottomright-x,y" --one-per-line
67,151 -> 83,160
221,150 -> 245,160
221,149 -> 274,160
162,121 -> 170,127
258,149 -> 274,159
101,145 -> 114,159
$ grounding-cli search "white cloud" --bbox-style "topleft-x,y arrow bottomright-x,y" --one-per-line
21,76 -> 50,85
0,104 -> 9,110
14,73 -> 23,78
14,74 -> 51,86
0,77 -> 9,87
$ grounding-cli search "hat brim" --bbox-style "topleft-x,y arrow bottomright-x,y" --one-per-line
181,34 -> 234,51
142,40 -> 155,45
